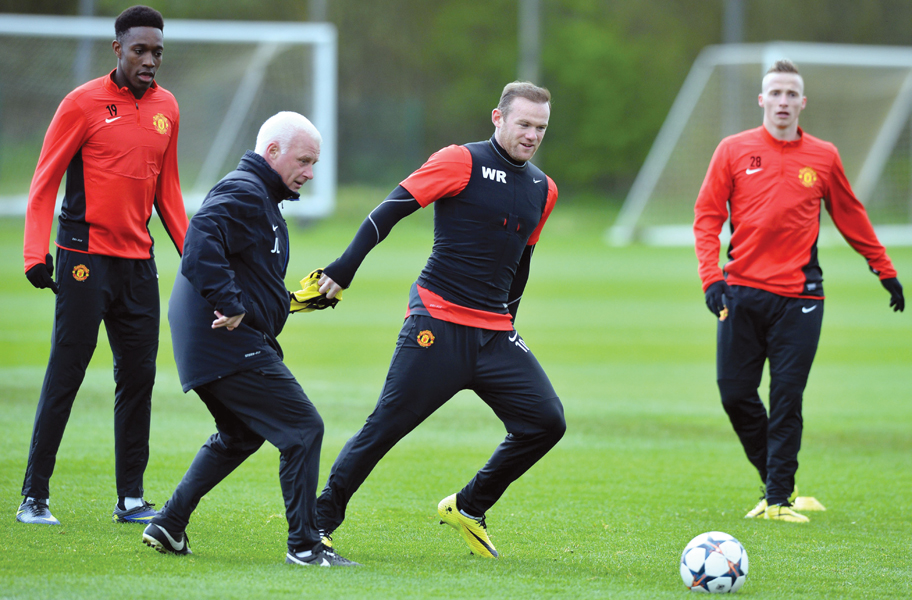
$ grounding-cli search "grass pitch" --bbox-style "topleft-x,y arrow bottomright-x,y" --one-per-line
0,192 -> 910,599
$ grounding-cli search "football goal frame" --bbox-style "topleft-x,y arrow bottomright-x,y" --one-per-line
608,42 -> 912,246
0,14 -> 337,218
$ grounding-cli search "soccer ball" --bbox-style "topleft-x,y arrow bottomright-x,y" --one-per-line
679,531 -> 748,593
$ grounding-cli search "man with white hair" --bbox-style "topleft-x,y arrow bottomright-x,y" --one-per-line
141,111 -> 356,567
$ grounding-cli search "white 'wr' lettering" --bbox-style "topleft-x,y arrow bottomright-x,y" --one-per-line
482,167 -> 507,184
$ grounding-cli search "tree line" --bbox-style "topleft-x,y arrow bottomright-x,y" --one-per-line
4,0 -> 912,194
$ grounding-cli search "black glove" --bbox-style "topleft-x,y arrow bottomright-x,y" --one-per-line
881,277 -> 904,312
704,280 -> 729,318
25,253 -> 59,294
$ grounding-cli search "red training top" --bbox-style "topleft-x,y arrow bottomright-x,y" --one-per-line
23,70 -> 187,272
694,126 -> 896,298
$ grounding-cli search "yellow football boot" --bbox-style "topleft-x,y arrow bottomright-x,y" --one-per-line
746,485 -> 801,518
764,503 -> 810,523
437,494 -> 498,558
745,497 -> 767,518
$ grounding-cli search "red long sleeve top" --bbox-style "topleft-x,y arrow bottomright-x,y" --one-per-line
694,126 -> 896,298
23,70 -> 187,272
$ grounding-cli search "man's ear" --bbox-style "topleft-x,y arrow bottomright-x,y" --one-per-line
492,108 -> 503,129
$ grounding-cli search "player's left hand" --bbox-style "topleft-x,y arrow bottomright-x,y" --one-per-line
881,277 -> 904,312
212,311 -> 245,330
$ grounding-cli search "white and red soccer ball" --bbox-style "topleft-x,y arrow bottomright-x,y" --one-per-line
680,531 -> 748,593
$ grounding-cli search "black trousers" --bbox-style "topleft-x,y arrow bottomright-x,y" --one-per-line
22,249 -> 159,500
316,315 -> 565,535
153,362 -> 324,552
717,285 -> 823,505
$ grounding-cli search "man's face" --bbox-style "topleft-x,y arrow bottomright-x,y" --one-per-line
113,26 -> 163,98
265,133 -> 320,192
493,97 -> 550,162
759,72 -> 806,133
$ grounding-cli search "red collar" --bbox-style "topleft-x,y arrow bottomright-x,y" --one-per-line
760,125 -> 803,149
102,68 -> 158,98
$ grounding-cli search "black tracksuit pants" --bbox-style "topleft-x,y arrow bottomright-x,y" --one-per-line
716,285 -> 824,506
316,315 -> 566,535
22,249 -> 159,500
152,362 -> 324,552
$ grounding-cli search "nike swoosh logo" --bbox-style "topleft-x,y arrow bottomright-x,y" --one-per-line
509,331 -> 518,342
272,225 -> 278,231
105,116 -> 122,123
159,527 -> 186,551
746,168 -> 762,175
464,526 -> 498,556
533,178 -> 543,184
801,305 -> 818,313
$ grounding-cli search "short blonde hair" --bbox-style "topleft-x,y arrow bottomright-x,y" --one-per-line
497,81 -> 551,117
762,59 -> 804,94
766,59 -> 800,76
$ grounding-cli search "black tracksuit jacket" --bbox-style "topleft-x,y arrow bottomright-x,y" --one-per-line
169,151 -> 297,392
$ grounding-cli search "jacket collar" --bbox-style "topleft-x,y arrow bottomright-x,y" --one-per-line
488,134 -> 528,169
236,150 -> 300,202
103,68 -> 158,98
760,125 -> 804,149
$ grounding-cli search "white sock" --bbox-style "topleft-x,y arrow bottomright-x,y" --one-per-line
459,508 -> 483,520
26,497 -> 49,505
124,496 -> 144,510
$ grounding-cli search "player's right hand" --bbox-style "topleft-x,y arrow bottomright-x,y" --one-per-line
318,271 -> 343,300
25,253 -> 59,294
704,280 -> 729,318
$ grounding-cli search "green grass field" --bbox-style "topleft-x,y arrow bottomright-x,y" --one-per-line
0,193 -> 910,599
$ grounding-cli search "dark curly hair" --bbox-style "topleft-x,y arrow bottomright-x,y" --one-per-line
114,6 -> 164,42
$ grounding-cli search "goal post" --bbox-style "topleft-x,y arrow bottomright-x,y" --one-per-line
608,42 -> 912,247
0,14 -> 337,218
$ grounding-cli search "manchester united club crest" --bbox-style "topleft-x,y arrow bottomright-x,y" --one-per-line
72,264 -> 90,281
798,166 -> 818,188
152,113 -> 171,135
417,329 -> 435,348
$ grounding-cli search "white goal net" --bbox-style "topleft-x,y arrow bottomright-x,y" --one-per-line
0,14 -> 337,218
609,42 -> 912,246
